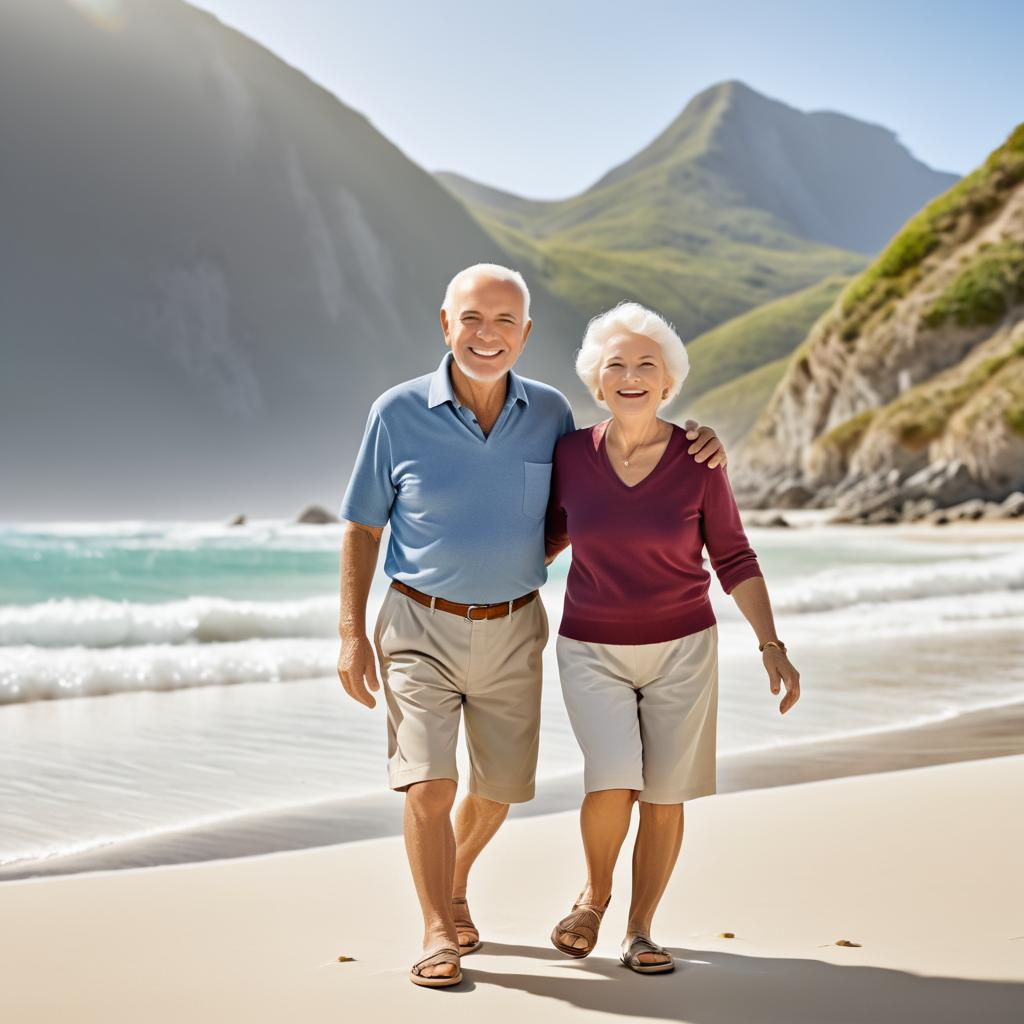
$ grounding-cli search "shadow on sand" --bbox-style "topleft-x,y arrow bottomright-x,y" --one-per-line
464,942 -> 1023,1023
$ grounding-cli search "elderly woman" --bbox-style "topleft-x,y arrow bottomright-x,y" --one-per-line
544,301 -> 801,974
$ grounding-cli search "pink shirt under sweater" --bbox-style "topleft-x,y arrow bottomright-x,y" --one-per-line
545,421 -> 764,645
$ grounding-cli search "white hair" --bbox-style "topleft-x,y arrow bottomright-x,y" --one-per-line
442,263 -> 531,322
576,301 -> 689,410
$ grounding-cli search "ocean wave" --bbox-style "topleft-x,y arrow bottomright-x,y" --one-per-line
2,549 -> 1024,650
0,638 -> 338,704
0,595 -> 341,647
769,549 -> 1024,613
0,520 -> 347,553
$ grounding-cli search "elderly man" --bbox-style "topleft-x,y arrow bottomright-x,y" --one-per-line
337,263 -> 727,987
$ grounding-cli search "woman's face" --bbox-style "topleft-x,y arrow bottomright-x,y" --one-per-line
598,332 -> 672,419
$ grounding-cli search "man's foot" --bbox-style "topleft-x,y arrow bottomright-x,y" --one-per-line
409,946 -> 462,987
451,896 -> 483,954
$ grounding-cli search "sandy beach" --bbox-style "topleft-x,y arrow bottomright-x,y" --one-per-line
2,753 -> 1022,1023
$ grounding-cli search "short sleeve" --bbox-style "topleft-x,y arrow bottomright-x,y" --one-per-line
700,465 -> 763,594
339,403 -> 396,528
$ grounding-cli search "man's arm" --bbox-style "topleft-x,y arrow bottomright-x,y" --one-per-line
683,418 -> 726,468
338,520 -> 385,709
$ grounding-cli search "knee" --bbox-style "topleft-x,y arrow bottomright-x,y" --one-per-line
638,799 -> 683,820
585,788 -> 638,810
469,793 -> 510,820
406,779 -> 457,818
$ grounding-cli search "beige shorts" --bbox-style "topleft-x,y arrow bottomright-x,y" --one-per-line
373,586 -> 548,803
555,625 -> 718,804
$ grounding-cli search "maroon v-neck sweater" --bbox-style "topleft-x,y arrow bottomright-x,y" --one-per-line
545,421 -> 763,644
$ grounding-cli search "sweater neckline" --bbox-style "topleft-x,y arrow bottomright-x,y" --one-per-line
595,420 -> 680,492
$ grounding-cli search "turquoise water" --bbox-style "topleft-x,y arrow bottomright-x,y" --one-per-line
2,517 -> 1023,874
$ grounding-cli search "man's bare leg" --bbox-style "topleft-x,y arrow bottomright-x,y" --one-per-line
404,779 -> 459,979
625,801 -> 684,964
451,793 -> 510,946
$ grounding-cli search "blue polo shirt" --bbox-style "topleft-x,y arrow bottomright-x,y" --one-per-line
340,351 -> 577,603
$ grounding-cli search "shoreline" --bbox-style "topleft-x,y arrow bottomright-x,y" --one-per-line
1,755 -> 1021,1022
5,696 -> 1023,884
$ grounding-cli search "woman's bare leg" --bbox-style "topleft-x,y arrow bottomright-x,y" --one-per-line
625,800 -> 684,964
557,788 -> 636,951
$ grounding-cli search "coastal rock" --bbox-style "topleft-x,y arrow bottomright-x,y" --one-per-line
1000,491 -> 1024,517
295,505 -> 339,525
746,513 -> 792,528
228,514 -> 247,527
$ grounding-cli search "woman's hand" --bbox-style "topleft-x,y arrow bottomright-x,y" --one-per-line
764,648 -> 800,714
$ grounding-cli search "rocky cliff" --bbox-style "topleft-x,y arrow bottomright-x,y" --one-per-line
731,125 -> 1024,522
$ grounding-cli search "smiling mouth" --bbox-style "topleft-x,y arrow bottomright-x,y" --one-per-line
469,347 -> 503,359
617,389 -> 648,398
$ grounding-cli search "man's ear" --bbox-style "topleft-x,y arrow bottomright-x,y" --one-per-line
439,307 -> 452,347
521,319 -> 533,347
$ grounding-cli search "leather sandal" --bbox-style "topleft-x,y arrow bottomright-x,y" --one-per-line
409,946 -> 463,988
620,934 -> 675,974
550,893 -> 611,958
451,896 -> 483,954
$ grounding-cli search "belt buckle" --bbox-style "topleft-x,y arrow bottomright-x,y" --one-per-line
465,604 -> 487,622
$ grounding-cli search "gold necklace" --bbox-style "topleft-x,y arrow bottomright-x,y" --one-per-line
610,418 -> 656,467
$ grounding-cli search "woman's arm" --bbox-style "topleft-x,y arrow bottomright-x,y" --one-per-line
700,466 -> 800,715
729,575 -> 801,715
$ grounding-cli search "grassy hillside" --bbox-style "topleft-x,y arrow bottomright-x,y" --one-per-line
835,123 -> 1024,343
681,275 -> 849,400
439,80 -> 958,342
732,121 -> 1024,510
679,356 -> 791,449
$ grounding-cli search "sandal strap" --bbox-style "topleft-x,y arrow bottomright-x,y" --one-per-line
622,935 -> 671,963
451,897 -> 477,933
411,946 -> 460,975
556,897 -> 609,945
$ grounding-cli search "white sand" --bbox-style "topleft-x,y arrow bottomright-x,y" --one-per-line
2,755 -> 1022,1023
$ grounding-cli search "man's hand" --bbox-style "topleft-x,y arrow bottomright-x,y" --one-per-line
338,633 -> 381,709
683,419 -> 726,469
764,649 -> 801,714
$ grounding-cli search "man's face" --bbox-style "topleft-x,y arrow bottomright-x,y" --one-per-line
440,275 -> 533,383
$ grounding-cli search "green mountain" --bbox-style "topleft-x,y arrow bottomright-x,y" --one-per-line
732,123 -> 1024,516
438,80 -> 957,341
673,274 -> 849,448
680,275 -> 849,401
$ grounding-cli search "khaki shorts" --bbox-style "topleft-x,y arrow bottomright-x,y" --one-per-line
555,625 -> 718,804
373,586 -> 549,803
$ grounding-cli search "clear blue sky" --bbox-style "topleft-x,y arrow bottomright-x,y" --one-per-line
192,0 -> 1022,199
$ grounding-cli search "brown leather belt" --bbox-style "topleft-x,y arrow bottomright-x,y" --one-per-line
390,580 -> 538,621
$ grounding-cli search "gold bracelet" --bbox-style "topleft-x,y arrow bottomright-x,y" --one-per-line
759,640 -> 787,654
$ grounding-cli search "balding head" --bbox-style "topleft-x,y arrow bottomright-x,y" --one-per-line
443,263 -> 531,323
439,263 -> 533,383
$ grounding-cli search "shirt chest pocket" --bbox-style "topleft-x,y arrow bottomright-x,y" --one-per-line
522,461 -> 552,520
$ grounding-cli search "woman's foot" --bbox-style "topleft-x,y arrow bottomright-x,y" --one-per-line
551,891 -> 611,958
620,933 -> 675,973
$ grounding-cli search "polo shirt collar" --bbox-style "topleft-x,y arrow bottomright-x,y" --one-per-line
426,351 -> 530,410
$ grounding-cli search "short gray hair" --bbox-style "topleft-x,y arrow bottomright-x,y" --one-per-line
442,263 -> 531,322
576,301 -> 689,410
